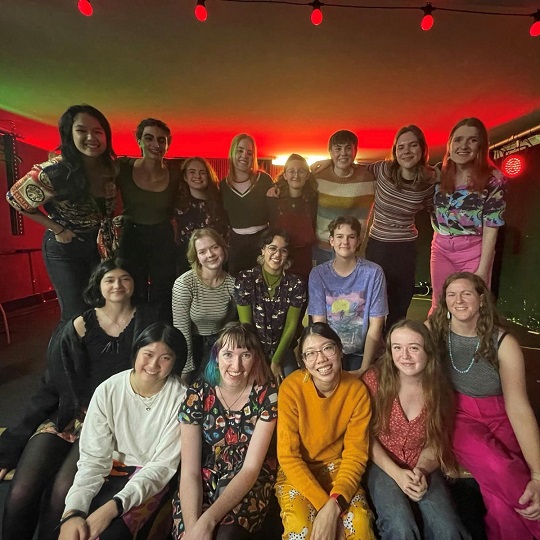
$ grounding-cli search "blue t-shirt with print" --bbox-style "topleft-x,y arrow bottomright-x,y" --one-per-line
308,258 -> 388,355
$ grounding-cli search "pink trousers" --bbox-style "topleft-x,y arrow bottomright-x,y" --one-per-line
453,393 -> 540,540
429,233 -> 492,312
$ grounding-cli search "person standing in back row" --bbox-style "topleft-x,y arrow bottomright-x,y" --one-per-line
311,130 -> 375,265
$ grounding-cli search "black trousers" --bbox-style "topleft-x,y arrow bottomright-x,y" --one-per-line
365,238 -> 417,334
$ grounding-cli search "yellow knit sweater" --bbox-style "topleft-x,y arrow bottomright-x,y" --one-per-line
277,369 -> 371,510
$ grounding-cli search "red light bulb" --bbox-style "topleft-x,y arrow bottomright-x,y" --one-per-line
195,4 -> 207,22
421,14 -> 434,31
311,8 -> 323,26
502,155 -> 525,178
530,20 -> 540,37
78,0 -> 93,17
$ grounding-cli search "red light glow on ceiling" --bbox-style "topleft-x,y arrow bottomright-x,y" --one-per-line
502,155 -> 525,178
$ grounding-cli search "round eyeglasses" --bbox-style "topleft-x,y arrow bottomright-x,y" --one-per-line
302,343 -> 337,364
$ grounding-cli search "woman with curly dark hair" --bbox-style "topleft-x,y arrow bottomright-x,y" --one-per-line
428,272 -> 540,539
6,104 -> 118,321
174,157 -> 229,275
362,320 -> 469,539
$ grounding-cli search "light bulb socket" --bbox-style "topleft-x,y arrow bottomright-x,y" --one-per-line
421,2 -> 435,16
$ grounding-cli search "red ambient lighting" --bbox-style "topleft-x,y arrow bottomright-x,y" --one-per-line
195,1 -> 208,22
78,0 -> 93,17
502,155 -> 525,178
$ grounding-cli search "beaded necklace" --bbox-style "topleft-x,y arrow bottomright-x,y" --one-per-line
448,330 -> 479,374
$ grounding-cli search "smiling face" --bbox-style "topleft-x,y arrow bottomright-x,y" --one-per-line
445,278 -> 482,326
133,341 -> 176,385
329,224 -> 360,259
233,138 -> 254,173
184,159 -> 209,193
302,334 -> 342,390
330,142 -> 357,175
195,235 -> 225,271
72,113 -> 107,158
100,268 -> 134,304
262,235 -> 289,275
217,338 -> 255,389
283,159 -> 309,192
395,131 -> 422,170
390,327 -> 428,380
450,125 -> 480,168
138,125 -> 169,160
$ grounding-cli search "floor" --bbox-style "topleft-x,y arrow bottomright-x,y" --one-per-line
0,295 -> 539,538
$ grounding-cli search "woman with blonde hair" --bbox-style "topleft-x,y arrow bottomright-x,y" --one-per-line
172,228 -> 236,380
362,319 -> 469,539
430,118 -> 506,312
428,272 -> 540,539
220,133 -> 274,275
175,157 -> 229,274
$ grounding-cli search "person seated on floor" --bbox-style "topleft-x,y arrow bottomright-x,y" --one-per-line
58,322 -> 187,540
172,228 -> 237,382
428,272 -> 540,540
0,258 -> 159,540
172,322 -> 277,540
362,319 -> 470,540
276,322 -> 375,540
308,215 -> 388,376
235,228 -> 306,385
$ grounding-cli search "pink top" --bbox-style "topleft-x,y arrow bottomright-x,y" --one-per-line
362,368 -> 427,468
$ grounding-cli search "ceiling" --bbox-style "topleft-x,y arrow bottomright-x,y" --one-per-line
1,0 -> 539,162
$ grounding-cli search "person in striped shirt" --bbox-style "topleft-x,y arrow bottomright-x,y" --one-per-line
365,125 -> 436,333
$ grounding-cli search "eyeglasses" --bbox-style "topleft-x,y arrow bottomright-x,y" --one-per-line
284,168 -> 309,177
265,245 -> 289,256
302,343 -> 337,364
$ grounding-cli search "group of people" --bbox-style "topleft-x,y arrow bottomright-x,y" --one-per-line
0,103 -> 538,540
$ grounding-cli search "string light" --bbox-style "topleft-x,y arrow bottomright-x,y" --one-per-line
211,1 -> 540,37
77,0 -> 93,17
420,3 -> 434,31
195,0 -> 208,22
530,10 -> 540,37
310,0 -> 323,26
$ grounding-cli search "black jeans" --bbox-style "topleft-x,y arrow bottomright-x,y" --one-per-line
42,228 -> 100,322
365,238 -> 417,334
119,220 -> 176,321
228,228 -> 268,277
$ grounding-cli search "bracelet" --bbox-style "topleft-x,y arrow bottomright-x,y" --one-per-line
51,226 -> 65,235
56,509 -> 87,530
112,496 -> 124,516
330,492 -> 348,516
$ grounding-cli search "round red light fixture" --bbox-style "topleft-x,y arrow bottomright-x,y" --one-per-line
421,14 -> 434,31
530,20 -> 540,37
502,155 -> 525,178
195,3 -> 207,22
311,7 -> 323,26
78,0 -> 93,16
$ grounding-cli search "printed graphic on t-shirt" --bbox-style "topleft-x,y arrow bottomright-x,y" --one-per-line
326,291 -> 365,354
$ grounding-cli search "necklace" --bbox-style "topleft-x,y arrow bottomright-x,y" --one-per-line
99,307 -> 134,329
131,374 -> 160,411
448,330 -> 479,374
217,379 -> 249,412
262,269 -> 282,292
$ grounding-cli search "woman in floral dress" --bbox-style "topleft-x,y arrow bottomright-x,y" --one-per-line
172,322 -> 277,540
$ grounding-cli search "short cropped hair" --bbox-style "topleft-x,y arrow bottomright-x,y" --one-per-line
328,215 -> 362,237
135,118 -> 172,143
328,130 -> 358,150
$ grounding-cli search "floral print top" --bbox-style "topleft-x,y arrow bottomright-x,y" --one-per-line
431,171 -> 506,236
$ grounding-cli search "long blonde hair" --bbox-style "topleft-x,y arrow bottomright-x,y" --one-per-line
371,320 -> 457,474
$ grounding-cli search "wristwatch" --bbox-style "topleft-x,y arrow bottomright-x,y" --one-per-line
112,496 -> 124,516
330,492 -> 348,514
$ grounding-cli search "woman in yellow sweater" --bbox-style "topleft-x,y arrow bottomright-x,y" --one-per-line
276,322 -> 375,540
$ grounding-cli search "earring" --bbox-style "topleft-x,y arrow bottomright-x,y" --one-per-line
446,311 -> 451,320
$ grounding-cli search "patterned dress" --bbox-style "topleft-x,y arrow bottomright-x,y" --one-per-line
172,379 -> 278,538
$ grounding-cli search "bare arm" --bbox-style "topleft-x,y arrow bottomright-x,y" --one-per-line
183,418 -> 276,540
475,226 -> 498,283
178,424 -> 204,532
360,316 -> 384,372
312,315 -> 326,323
499,333 -> 540,519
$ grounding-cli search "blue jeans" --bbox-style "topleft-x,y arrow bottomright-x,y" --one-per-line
342,352 -> 363,371
42,229 -> 100,322
366,463 -> 470,540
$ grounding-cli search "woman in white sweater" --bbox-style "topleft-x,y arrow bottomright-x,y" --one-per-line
58,322 -> 187,540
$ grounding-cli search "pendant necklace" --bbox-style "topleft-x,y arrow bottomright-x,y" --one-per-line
217,379 -> 249,413
131,375 -> 159,411
99,307 -> 134,330
448,330 -> 479,374
263,269 -> 282,293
